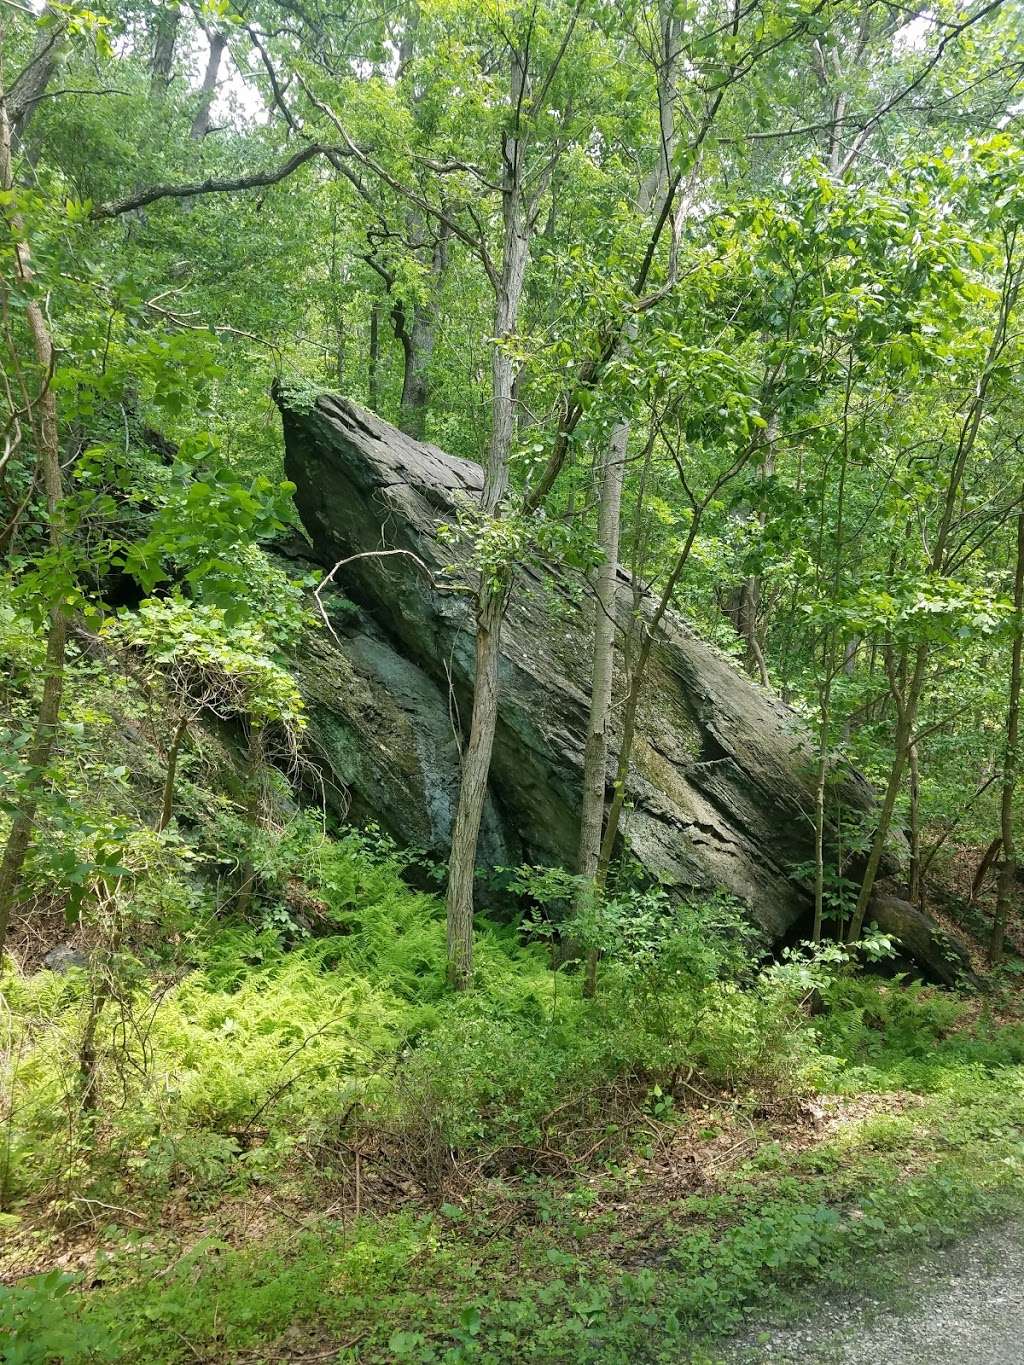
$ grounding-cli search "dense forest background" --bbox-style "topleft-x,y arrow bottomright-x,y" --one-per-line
4,0 -> 1024,1361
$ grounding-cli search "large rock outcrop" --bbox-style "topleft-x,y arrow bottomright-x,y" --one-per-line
277,390 -> 900,950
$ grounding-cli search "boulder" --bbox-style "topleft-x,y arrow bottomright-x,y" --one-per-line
41,944 -> 87,973
869,895 -> 976,987
276,391 -> 922,952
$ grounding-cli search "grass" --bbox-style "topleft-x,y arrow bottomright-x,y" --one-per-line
5,1064 -> 1024,1363
4,825 -> 1024,1362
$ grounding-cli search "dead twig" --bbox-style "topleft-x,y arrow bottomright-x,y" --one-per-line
314,548 -> 436,647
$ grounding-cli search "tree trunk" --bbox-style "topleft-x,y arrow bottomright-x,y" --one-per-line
444,50 -> 529,989
847,645 -> 927,942
576,420 -> 627,995
972,836 -> 1002,904
446,587 -> 503,988
156,714 -> 189,833
0,94 -> 70,955
811,641 -> 835,941
991,494 -> 1024,963
8,9 -> 66,143
368,302 -> 381,412
597,523 -> 701,884
741,577 -> 770,688
577,423 -> 627,884
329,200 -> 345,386
841,636 -> 858,740
234,726 -> 263,919
575,6 -> 679,995
149,4 -> 180,99
908,740 -> 922,905
398,226 -> 449,440
190,29 -> 226,139
79,984 -> 108,1115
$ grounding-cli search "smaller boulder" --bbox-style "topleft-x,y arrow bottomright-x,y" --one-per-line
41,944 -> 87,974
869,896 -> 976,988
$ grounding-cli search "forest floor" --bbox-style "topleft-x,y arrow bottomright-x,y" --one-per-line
6,837 -> 1024,1362
723,1218 -> 1024,1363
5,1068 -> 1024,1363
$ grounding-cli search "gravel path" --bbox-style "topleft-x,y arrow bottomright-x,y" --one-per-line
722,1221 -> 1024,1363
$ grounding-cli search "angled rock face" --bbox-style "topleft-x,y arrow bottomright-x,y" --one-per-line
277,390 -> 892,945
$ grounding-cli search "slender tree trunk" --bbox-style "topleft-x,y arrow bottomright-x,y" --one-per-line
575,7 -> 679,996
335,315 -> 346,387
741,577 -> 770,687
991,495 -> 1024,963
329,200 -> 345,385
190,29 -> 226,139
972,836 -> 1002,904
235,725 -> 263,919
0,95 -> 70,955
907,740 -> 922,904
446,587 -> 503,987
398,226 -> 449,440
841,637 -> 858,740
445,51 -> 529,989
156,714 -> 189,833
811,642 -> 835,941
577,421 -> 627,996
368,302 -> 381,412
577,423 -> 627,889
597,523 -> 701,884
79,983 -> 107,1115
847,645 -> 926,941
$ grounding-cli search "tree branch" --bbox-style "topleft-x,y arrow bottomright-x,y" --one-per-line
91,142 -> 346,220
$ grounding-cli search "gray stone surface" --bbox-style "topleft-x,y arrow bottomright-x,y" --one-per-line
278,390 -> 956,962
722,1220 -> 1024,1363
41,944 -> 87,972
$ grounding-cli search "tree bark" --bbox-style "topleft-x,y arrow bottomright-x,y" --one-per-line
446,587 -> 503,988
7,10 -> 66,142
149,4 -> 180,99
847,645 -> 926,942
445,48 -> 530,989
234,725 -> 263,919
190,29 -> 226,139
79,984 -> 107,1114
811,640 -> 836,941
368,302 -> 381,412
155,714 -> 189,833
991,492 -> 1024,963
597,522 -> 702,884
577,422 -> 627,890
397,227 -> 449,440
575,5 -> 679,995
907,740 -> 922,904
577,421 -> 627,995
972,836 -> 1002,903
0,93 -> 70,955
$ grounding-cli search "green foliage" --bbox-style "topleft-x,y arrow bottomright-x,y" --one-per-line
5,2 -> 1024,1360
7,1012 -> 1024,1363
105,595 -> 306,728
0,1269 -> 118,1365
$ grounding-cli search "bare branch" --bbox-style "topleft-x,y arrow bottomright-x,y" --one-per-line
91,142 -> 346,220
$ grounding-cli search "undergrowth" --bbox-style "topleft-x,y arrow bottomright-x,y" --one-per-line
4,822 -> 1024,1362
